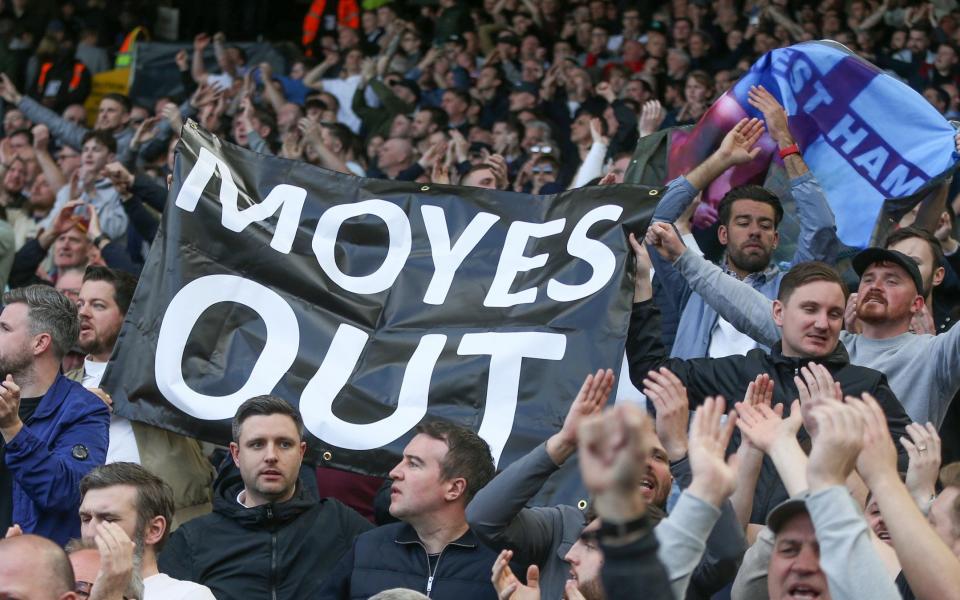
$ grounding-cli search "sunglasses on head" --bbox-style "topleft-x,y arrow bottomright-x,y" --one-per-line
532,165 -> 554,174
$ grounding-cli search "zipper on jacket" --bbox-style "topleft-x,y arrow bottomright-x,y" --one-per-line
421,544 -> 447,598
268,506 -> 277,600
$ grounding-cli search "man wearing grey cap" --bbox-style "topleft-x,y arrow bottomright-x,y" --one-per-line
737,399 -> 902,600
645,222 -> 960,429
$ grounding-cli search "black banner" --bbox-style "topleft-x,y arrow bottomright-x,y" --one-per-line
102,123 -> 659,477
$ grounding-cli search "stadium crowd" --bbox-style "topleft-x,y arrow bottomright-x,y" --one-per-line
1,0 -> 960,599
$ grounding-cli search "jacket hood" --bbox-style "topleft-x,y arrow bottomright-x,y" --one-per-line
212,461 -> 318,528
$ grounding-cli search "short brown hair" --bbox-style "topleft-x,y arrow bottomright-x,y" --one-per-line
79,462 -> 176,551
415,420 -> 495,503
777,261 -> 848,304
885,226 -> 945,271
232,395 -> 304,442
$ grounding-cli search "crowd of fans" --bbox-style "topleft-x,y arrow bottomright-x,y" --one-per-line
1,0 -> 960,599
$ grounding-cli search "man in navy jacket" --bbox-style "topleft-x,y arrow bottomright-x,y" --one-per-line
0,284 -> 109,545
320,421 -> 500,600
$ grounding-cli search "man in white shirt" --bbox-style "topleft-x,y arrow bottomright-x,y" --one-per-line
76,266 -> 138,463
74,266 -> 214,524
79,462 -> 215,599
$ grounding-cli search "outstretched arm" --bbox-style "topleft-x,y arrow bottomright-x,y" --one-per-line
647,222 -> 780,347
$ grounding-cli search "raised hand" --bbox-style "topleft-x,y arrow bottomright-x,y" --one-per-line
746,85 -> 793,146
491,549 -> 541,600
628,232 -> 652,302
175,49 -> 189,71
589,117 -> 608,146
548,369 -> 615,464
687,396 -> 739,507
900,422 -> 941,509
638,100 -> 665,137
805,401 -> 864,491
193,33 -> 211,51
848,393 -> 900,489
595,81 -> 616,103
31,124 -> 50,152
643,367 -> 690,461
794,362 -> 842,436
0,73 -> 21,105
844,292 -> 862,334
0,375 -> 22,440
485,154 -> 509,189
644,221 -> 687,262
735,397 -> 801,454
909,303 -> 936,335
716,117 -> 764,167
578,403 -> 650,497
90,522 -> 135,600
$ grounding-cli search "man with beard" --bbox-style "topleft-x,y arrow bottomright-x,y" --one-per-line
78,462 -> 215,599
467,371 -> 744,600
0,285 -> 108,545
74,266 -> 213,524
648,85 -> 837,358
659,226 -> 960,430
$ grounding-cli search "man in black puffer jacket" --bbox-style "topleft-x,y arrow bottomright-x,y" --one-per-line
158,395 -> 372,599
628,259 -> 913,523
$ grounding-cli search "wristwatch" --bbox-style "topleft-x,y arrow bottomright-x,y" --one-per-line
93,233 -> 111,248
598,513 -> 651,542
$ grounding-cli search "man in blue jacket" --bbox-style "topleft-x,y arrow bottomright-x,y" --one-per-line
320,421 -> 500,599
0,285 -> 109,545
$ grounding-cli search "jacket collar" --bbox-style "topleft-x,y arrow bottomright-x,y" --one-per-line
214,475 -> 317,526
768,339 -> 850,369
394,522 -> 478,549
30,372 -> 73,421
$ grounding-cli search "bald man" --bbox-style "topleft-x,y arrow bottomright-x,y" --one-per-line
0,534 -> 79,599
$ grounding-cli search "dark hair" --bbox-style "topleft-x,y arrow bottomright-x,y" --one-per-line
102,92 -> 132,113
885,226 -> 945,270
81,128 -> 118,154
2,285 -> 79,359
420,106 -> 449,131
8,127 -> 33,145
414,420 -> 495,502
305,97 -> 328,113
232,395 -> 304,442
777,261 -> 848,303
717,184 -> 784,228
83,266 -> 138,315
79,462 -> 176,551
443,88 -> 470,105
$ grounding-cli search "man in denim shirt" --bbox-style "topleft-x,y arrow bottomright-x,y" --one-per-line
650,86 -> 838,359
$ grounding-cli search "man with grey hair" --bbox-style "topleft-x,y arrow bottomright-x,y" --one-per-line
0,284 -> 109,545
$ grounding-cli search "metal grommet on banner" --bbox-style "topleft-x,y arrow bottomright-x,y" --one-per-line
577,499 -> 588,511
420,185 -> 430,191
648,189 -> 659,196
322,451 -> 333,461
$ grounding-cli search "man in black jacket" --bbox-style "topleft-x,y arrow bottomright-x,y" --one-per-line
320,421 -> 500,600
629,255 -> 912,521
158,395 -> 372,599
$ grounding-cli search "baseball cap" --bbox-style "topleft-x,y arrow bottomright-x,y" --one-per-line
852,248 -> 924,295
766,496 -> 809,534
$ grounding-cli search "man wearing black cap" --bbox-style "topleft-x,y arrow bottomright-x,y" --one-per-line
646,221 -> 960,430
